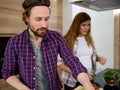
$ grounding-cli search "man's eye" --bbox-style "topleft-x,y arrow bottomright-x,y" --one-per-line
36,19 -> 41,21
45,18 -> 49,21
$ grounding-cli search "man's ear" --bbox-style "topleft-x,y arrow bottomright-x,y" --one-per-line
24,15 -> 29,23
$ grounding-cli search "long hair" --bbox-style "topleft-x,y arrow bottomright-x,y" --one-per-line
64,12 -> 95,51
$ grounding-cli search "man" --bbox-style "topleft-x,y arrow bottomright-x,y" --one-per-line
2,0 -> 94,90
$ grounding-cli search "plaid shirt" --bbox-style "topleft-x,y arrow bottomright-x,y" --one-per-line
2,29 -> 87,90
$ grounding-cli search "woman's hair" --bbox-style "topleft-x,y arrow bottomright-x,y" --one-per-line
22,0 -> 50,25
64,12 -> 95,51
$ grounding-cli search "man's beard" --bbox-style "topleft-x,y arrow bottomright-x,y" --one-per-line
30,27 -> 47,37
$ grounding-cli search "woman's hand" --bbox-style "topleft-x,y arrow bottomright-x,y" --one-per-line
97,56 -> 106,65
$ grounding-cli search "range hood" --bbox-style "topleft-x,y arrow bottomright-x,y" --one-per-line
69,0 -> 120,11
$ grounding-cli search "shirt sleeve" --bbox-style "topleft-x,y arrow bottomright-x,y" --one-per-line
56,32 -> 87,79
2,38 -> 18,80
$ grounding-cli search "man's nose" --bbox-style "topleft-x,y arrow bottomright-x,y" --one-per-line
41,21 -> 48,27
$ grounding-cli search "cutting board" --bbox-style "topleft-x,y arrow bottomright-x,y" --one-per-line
74,86 -> 103,90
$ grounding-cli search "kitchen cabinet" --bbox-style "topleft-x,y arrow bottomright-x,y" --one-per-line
0,0 -> 62,35
0,0 -> 25,34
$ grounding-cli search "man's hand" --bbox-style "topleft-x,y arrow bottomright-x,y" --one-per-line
77,72 -> 95,90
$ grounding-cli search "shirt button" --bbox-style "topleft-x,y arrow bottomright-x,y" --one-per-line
33,78 -> 36,80
33,56 -> 35,58
33,67 -> 35,69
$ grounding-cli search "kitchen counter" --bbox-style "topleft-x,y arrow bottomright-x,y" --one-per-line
74,68 -> 120,90
0,79 -> 17,90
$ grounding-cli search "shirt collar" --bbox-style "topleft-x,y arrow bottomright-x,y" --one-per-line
24,28 -> 30,43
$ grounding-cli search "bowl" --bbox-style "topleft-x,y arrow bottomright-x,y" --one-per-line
103,69 -> 120,86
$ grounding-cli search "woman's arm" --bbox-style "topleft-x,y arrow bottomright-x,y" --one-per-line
58,63 -> 72,74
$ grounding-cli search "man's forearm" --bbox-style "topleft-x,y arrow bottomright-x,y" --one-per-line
77,72 -> 95,90
6,75 -> 30,90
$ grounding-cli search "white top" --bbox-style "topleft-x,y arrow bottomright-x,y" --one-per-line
75,36 -> 93,72
57,36 -> 95,87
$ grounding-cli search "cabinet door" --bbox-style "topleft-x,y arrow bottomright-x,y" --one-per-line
0,0 -> 25,34
0,0 -> 62,35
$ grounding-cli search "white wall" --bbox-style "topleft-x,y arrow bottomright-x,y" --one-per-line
62,0 -> 114,72
62,0 -> 72,35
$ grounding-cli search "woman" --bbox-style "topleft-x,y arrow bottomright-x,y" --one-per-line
58,12 -> 106,90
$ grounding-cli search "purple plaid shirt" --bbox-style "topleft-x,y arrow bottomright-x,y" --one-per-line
2,29 -> 87,90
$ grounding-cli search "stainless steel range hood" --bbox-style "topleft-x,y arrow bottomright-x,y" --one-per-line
69,0 -> 120,11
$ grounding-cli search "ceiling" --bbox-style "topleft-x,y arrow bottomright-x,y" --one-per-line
69,0 -> 120,11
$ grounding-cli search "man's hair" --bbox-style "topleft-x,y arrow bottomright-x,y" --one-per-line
22,0 -> 50,25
